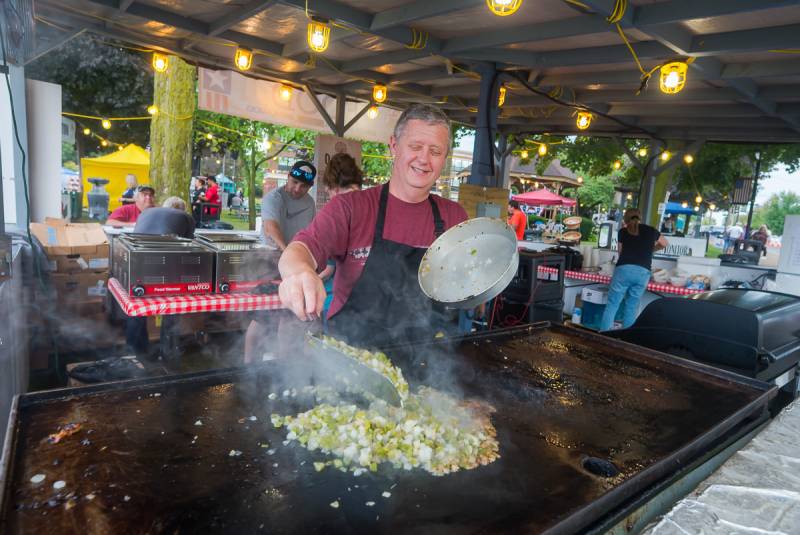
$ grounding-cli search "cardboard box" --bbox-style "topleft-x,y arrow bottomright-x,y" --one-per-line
50,271 -> 108,304
30,218 -> 109,273
581,285 -> 609,305
458,184 -> 510,219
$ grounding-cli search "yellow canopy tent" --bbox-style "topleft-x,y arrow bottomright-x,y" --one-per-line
81,144 -> 150,211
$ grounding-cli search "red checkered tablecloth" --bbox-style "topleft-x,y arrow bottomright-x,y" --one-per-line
537,267 -> 704,296
109,278 -> 284,317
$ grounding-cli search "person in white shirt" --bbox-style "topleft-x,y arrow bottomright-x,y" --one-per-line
725,223 -> 744,253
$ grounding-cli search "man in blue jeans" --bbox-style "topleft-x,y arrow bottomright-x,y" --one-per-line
600,208 -> 668,331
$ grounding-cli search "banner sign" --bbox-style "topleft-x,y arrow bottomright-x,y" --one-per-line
198,68 -> 400,144
312,135 -> 362,208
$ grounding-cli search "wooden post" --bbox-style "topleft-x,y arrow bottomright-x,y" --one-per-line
149,56 -> 197,205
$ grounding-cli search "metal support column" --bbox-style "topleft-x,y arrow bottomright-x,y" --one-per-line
335,91 -> 346,137
745,151 -> 762,239
468,63 -> 500,187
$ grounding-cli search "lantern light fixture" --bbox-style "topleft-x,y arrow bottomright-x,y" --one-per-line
367,105 -> 379,120
307,19 -> 330,52
487,0 -> 523,17
234,47 -> 253,71
576,111 -> 592,130
279,84 -> 293,101
372,84 -> 387,103
660,61 -> 688,94
695,195 -> 703,204
661,150 -> 671,162
152,52 -> 168,73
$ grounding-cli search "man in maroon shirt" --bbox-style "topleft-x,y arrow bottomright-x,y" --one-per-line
279,104 -> 468,347
106,185 -> 155,227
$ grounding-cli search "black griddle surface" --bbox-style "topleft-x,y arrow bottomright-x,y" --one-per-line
1,326 -> 771,534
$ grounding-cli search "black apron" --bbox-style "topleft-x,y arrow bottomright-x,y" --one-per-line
327,185 -> 456,348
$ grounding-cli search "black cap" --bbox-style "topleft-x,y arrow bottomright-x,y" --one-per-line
289,160 -> 316,184
136,185 -> 155,194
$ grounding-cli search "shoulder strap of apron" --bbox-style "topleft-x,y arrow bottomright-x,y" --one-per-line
376,184 -> 446,239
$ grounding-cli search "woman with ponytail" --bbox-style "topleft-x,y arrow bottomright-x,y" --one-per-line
599,208 -> 669,331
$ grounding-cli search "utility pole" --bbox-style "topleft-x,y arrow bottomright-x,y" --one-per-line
745,151 -> 762,240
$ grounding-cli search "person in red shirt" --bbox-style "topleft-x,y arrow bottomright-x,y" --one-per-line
200,176 -> 220,218
279,104 -> 468,347
106,185 -> 155,227
507,200 -> 526,240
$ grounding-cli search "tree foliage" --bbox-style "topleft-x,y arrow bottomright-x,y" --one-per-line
26,34 -> 154,156
562,175 -> 616,216
361,141 -> 391,180
753,191 -> 800,235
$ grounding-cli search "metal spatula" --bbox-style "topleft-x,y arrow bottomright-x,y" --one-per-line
305,334 -> 404,408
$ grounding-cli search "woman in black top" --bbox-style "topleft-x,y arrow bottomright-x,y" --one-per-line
599,208 -> 668,331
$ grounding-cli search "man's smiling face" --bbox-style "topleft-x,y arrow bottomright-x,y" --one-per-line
389,119 -> 449,198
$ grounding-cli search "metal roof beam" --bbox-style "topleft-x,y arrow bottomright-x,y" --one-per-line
370,0 -> 484,31
633,0 -> 800,26
691,24 -> 800,56
722,59 -> 800,79
339,49 -> 428,73
208,1 -> 278,37
389,66 -> 472,84
609,103 -> 763,117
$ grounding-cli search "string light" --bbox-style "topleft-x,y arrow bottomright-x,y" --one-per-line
520,149 -> 529,159
684,154 -> 694,164
538,144 -> 547,156
117,145 -> 124,151
576,111 -> 592,130
82,127 -> 91,136
216,159 -> 221,164
613,160 -> 622,170
101,119 -> 111,130
661,150 -> 671,161
487,0 -> 523,17
147,105 -> 158,115
152,52 -> 168,73
694,205 -> 700,212
367,105 -> 379,119
681,201 -> 688,208
307,19 -> 330,53
577,176 -> 584,183
498,86 -> 506,107
372,84 -> 387,103
534,181 -> 539,188
695,194 -> 703,204
638,147 -> 647,157
206,133 -> 214,140
279,84 -> 293,101
265,140 -> 272,150
709,203 -> 716,211
234,47 -> 253,71
626,193 -> 633,200
100,139 -> 108,147
660,61 -> 688,94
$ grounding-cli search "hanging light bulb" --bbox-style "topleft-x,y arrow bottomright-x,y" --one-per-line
684,154 -> 694,164
538,144 -> 547,157
660,61 -> 688,94
307,19 -> 330,53
638,147 -> 647,157
147,105 -> 158,115
101,119 -> 111,130
520,149 -> 529,159
487,0 -> 523,17
367,105 -> 379,119
117,145 -> 124,151
681,201 -> 688,208
372,84 -> 387,104
661,150 -> 671,161
152,52 -> 169,73
613,160 -> 622,170
626,193 -> 633,200
100,139 -> 108,147
709,203 -> 716,211
206,133 -> 214,140
216,159 -> 221,164
577,176 -> 584,183
265,140 -> 272,150
234,47 -> 253,71
82,127 -> 91,136
695,194 -> 703,204
576,111 -> 592,130
694,205 -> 700,212
498,85 -> 506,107
279,84 -> 293,101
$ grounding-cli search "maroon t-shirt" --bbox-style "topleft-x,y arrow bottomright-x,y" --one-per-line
108,203 -> 141,223
293,186 -> 468,318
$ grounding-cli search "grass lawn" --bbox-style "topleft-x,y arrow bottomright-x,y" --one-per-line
706,244 -> 722,258
220,210 -> 253,231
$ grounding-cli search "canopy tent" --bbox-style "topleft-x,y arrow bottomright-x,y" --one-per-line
512,189 -> 577,207
214,173 -> 236,193
81,144 -> 150,210
664,202 -> 696,215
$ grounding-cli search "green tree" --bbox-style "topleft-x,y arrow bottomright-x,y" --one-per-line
563,175 -> 615,216
26,34 -> 154,158
361,141 -> 391,180
149,56 -> 196,203
754,191 -> 800,235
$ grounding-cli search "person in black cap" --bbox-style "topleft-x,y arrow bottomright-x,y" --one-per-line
261,160 -> 317,250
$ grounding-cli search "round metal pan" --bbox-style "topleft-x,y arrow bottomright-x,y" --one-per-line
419,217 -> 519,309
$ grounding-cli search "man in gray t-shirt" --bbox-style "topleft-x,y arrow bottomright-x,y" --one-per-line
261,160 -> 317,250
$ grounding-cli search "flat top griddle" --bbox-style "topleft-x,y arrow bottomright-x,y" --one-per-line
0,325 -> 774,534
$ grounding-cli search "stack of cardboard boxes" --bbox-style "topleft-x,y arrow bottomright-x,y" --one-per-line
30,218 -> 110,321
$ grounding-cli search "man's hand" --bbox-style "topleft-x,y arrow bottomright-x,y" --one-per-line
278,268 -> 325,321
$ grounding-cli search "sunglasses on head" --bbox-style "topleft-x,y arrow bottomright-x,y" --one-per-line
290,167 -> 314,182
